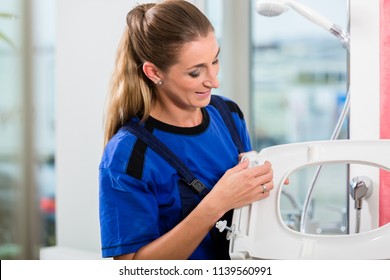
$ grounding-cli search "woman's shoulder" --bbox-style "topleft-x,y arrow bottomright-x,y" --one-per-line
100,128 -> 137,170
208,94 -> 244,120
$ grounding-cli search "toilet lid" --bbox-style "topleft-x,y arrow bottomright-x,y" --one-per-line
229,140 -> 390,259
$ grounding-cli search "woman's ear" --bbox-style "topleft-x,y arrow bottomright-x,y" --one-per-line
143,62 -> 162,85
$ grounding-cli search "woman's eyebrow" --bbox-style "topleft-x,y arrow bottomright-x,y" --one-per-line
186,48 -> 221,70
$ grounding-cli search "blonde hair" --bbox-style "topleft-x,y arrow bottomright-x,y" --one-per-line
103,0 -> 214,145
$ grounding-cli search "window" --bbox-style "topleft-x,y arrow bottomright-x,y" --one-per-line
250,0 -> 349,148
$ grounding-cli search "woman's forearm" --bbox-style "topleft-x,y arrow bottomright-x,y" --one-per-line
115,197 -> 224,260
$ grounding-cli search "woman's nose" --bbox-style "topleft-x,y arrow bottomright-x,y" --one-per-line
204,71 -> 220,88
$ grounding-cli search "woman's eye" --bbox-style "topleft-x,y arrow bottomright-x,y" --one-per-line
212,58 -> 219,65
189,71 -> 200,78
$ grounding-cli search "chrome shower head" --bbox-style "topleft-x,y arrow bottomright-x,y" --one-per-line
255,1 -> 287,17
255,0 -> 350,50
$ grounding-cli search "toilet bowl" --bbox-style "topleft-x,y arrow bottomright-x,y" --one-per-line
229,140 -> 390,259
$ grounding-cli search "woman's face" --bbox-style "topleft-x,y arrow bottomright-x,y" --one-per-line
156,32 -> 220,114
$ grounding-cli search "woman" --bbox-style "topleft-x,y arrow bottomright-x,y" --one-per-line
99,0 -> 274,260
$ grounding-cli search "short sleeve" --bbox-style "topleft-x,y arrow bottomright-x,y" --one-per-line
99,167 -> 159,257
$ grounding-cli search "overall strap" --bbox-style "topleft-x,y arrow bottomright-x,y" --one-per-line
123,121 -> 209,198
209,95 -> 245,154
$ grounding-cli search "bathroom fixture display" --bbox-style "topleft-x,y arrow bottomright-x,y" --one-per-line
227,140 -> 390,259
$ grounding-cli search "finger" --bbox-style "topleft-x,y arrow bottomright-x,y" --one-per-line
258,182 -> 274,199
238,150 -> 256,162
248,163 -> 273,178
261,181 -> 274,192
258,185 -> 271,199
233,158 -> 250,171
263,160 -> 272,168
238,153 -> 245,162
260,184 -> 268,194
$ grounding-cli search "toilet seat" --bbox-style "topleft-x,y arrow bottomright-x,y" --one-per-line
229,140 -> 390,259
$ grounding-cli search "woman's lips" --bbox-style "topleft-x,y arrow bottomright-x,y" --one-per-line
196,90 -> 211,96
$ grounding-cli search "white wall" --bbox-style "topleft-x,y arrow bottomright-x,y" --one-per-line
349,0 -> 380,230
220,0 -> 250,127
54,0 -> 152,257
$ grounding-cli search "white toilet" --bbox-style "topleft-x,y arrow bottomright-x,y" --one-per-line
229,140 -> 390,259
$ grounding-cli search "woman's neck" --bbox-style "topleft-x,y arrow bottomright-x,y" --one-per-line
150,103 -> 203,127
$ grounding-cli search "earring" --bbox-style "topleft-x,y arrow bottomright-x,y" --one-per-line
157,80 -> 163,85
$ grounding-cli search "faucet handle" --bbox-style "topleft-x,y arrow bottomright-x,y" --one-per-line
349,176 -> 372,209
